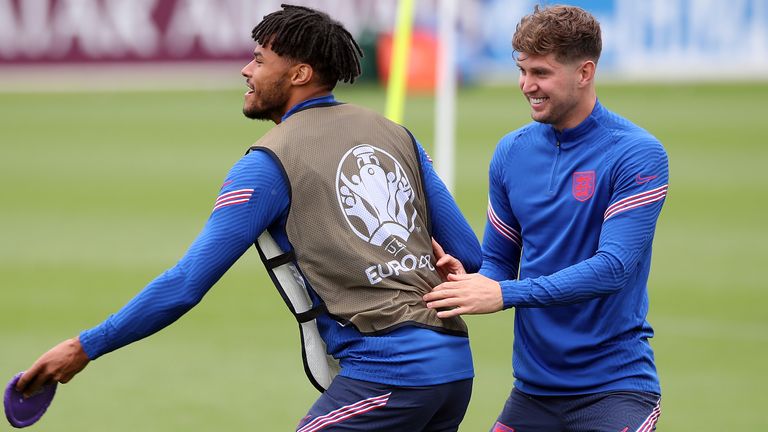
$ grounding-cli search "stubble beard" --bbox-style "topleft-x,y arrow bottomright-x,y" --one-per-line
242,76 -> 290,121
531,96 -> 575,130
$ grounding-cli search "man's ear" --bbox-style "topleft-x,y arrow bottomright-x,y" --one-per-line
291,63 -> 314,86
578,60 -> 596,87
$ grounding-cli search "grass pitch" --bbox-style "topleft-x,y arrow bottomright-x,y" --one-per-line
1,82 -> 767,430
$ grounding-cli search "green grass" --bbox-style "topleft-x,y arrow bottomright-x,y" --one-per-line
1,82 -> 767,430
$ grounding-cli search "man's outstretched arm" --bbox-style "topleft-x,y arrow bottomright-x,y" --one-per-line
16,151 -> 288,396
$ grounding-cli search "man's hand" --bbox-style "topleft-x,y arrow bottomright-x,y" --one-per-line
16,337 -> 90,398
424,273 -> 503,318
432,238 -> 466,282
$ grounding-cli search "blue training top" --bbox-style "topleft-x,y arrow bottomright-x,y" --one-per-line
80,95 -> 482,387
481,100 -> 668,395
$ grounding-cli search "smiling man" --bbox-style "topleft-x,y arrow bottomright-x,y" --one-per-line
15,5 -> 481,431
424,5 -> 668,432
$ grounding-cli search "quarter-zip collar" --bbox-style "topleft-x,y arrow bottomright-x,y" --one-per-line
544,99 -> 605,149
281,94 -> 337,122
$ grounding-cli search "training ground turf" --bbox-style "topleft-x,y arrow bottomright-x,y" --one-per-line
1,82 -> 767,431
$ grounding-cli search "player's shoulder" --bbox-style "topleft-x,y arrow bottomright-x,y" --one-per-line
499,122 -> 541,144
493,122 -> 543,160
598,106 -> 666,154
222,148 -> 283,187
238,147 -> 281,169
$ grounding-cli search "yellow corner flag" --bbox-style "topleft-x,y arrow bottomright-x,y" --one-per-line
385,0 -> 415,123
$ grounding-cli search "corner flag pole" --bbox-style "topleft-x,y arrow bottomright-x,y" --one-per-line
385,0 -> 415,123
435,0 -> 458,192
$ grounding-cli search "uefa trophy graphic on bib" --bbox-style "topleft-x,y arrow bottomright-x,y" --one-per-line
337,144 -> 418,247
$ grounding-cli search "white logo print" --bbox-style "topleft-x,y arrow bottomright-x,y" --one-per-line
336,144 -> 417,246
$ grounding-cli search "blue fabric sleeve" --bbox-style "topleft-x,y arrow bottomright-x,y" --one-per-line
415,141 -> 482,272
480,139 -> 523,281
499,139 -> 669,308
79,151 -> 289,359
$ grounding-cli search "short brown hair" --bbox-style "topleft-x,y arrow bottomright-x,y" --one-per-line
512,5 -> 602,64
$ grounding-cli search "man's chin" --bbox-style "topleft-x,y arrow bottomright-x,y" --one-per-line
530,111 -> 552,125
242,107 -> 272,121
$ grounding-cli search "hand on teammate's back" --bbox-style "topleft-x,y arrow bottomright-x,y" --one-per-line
424,273 -> 504,319
432,238 -> 466,282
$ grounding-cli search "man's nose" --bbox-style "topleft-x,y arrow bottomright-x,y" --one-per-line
241,61 -> 253,77
520,75 -> 537,93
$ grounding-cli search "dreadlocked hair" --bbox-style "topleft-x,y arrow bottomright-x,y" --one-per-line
252,4 -> 363,89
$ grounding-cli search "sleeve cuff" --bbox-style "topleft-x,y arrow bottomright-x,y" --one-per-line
78,327 -> 107,361
500,279 -> 518,309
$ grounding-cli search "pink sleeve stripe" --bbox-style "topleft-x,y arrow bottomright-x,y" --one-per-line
297,393 -> 391,432
215,188 -> 254,202
604,184 -> 668,220
212,198 -> 251,211
488,200 -> 522,247
212,189 -> 254,212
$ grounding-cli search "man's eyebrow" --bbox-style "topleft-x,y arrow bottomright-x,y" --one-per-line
517,62 -> 550,73
515,61 -> 532,70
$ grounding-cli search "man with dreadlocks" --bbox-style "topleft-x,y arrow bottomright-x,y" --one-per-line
16,4 -> 481,431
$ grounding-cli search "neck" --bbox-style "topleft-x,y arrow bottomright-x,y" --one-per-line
275,87 -> 332,124
554,89 -> 597,132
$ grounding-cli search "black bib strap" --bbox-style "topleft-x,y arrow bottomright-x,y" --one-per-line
295,303 -> 328,323
255,225 -> 339,392
264,250 -> 296,269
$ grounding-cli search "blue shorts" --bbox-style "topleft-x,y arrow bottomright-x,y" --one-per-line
296,376 -> 473,432
492,388 -> 661,432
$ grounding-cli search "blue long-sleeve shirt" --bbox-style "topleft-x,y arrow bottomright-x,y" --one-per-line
481,100 -> 668,395
79,96 -> 482,387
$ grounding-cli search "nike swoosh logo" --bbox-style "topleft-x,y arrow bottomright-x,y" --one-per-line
635,174 -> 657,184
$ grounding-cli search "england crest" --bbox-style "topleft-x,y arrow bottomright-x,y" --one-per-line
336,144 -> 418,246
572,171 -> 595,201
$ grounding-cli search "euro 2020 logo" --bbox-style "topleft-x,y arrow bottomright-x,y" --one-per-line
336,144 -> 418,247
